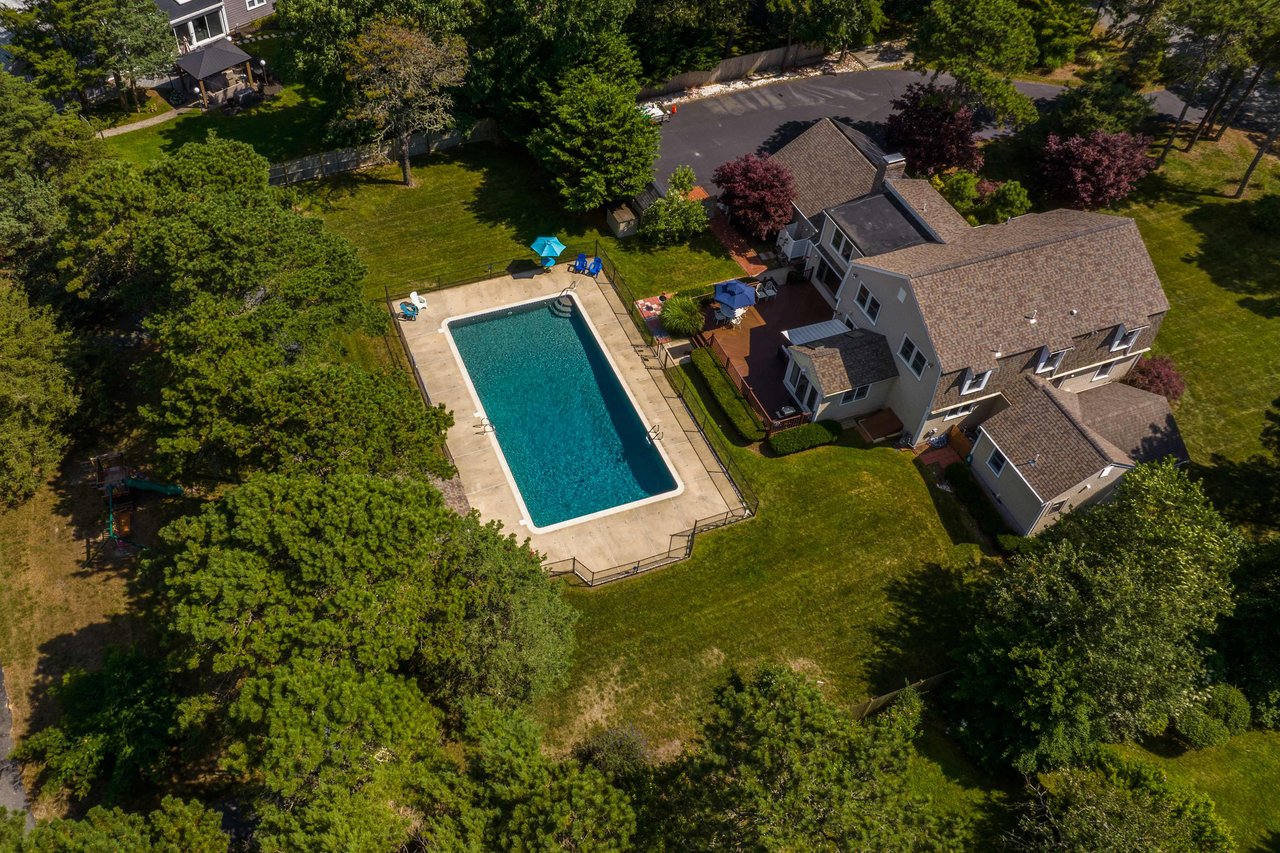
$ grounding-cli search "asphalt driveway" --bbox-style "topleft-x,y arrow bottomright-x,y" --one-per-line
0,666 -> 30,824
655,68 -> 1194,190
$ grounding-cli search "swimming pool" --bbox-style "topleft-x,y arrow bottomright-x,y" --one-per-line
445,293 -> 681,531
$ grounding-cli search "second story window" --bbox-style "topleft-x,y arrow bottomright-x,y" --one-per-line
961,369 -> 991,395
1111,324 -> 1142,352
832,229 -> 855,262
854,283 -> 880,323
898,335 -> 928,379
987,448 -> 1007,476
1036,347 -> 1066,374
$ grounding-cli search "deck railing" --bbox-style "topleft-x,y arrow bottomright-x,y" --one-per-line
705,333 -> 808,435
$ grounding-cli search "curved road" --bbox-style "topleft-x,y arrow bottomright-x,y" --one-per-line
655,68 -> 1196,190
0,666 -> 30,825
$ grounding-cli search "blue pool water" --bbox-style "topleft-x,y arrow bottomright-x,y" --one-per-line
448,296 -> 679,528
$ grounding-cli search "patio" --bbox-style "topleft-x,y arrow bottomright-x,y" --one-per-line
700,280 -> 833,417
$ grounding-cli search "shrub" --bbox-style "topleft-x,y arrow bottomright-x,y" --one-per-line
573,725 -> 651,784
1122,354 -> 1186,404
659,294 -> 704,338
931,171 -> 1031,224
641,165 -> 709,246
711,154 -> 795,240
1251,193 -> 1280,235
996,533 -> 1036,555
1172,707 -> 1230,749
1204,684 -> 1251,735
766,420 -> 842,455
945,462 -> 1010,538
690,348 -> 766,442
1041,131 -> 1155,210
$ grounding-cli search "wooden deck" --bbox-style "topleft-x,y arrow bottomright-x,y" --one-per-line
702,282 -> 833,416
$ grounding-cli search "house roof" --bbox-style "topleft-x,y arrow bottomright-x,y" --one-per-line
856,209 -> 1169,371
175,38 -> 251,79
887,178 -> 972,243
771,118 -> 885,219
154,0 -> 220,22
828,192 -> 931,257
792,329 -> 897,394
982,375 -> 1185,500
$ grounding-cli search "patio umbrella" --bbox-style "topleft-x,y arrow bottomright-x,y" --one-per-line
530,235 -> 566,260
713,279 -> 757,310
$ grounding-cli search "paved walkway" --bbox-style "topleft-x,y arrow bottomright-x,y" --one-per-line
99,105 -> 194,138
708,212 -> 769,276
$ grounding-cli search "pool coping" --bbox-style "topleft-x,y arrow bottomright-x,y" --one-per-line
441,291 -> 686,534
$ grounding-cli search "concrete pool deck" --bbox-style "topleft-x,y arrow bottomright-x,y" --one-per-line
395,268 -> 743,574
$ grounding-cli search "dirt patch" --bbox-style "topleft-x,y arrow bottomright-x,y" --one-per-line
541,663 -> 626,757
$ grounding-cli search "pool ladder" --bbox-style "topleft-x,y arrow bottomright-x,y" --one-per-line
646,424 -> 663,444
475,417 -> 496,435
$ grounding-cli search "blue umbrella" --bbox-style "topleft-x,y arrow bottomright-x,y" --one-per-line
530,235 -> 566,259
714,279 -> 757,310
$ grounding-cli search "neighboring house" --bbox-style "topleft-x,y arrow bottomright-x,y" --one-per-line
154,0 -> 274,53
767,118 -> 1184,535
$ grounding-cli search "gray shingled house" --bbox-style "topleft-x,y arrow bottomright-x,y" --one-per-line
763,118 -> 1185,535
155,0 -> 275,54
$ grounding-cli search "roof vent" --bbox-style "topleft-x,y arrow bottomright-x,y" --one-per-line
1069,308 -> 1078,316
1027,309 -> 1038,325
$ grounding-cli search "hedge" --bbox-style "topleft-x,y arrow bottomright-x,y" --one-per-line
1173,707 -> 1231,749
767,420 -> 842,455
1204,684 -> 1251,735
690,348 -> 766,442
944,462 -> 1011,541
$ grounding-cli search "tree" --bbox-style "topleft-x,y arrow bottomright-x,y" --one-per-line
102,0 -> 176,111
886,83 -> 983,176
640,165 -> 709,246
224,363 -> 454,481
12,649 -> 176,803
931,170 -> 1032,223
463,701 -> 636,850
1041,131 -> 1155,209
1054,68 -> 1155,135
1121,354 -> 1187,403
1022,0 -> 1092,69
1009,752 -> 1235,852
155,473 -> 575,712
345,21 -> 468,186
15,798 -> 230,852
0,0 -> 114,107
276,0 -> 470,90
952,461 -> 1240,772
711,153 -> 796,240
0,280 -> 77,507
656,667 -> 951,849
909,0 -> 1040,125
1223,541 -> 1280,727
625,0 -> 746,81
528,65 -> 659,211
797,0 -> 886,57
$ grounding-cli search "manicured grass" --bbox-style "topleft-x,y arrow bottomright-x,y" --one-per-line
85,88 -> 172,131
102,82 -> 332,165
1113,732 -> 1280,851
1117,131 -> 1280,463
297,146 -> 741,301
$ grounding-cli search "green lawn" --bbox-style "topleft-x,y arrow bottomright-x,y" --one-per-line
297,146 -> 742,301
1118,132 -> 1280,463
85,88 -> 173,131
1113,732 -> 1280,852
102,81 -> 332,165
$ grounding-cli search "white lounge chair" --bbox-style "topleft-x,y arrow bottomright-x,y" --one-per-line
763,280 -> 779,299
409,291 -> 428,311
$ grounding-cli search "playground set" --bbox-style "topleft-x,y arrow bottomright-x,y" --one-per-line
90,453 -> 183,550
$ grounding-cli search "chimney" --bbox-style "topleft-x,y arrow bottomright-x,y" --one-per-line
881,152 -> 907,184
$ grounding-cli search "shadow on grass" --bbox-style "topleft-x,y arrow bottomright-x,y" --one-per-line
869,560 -> 976,692
1179,200 -> 1280,319
140,86 -> 334,163
673,363 -> 757,451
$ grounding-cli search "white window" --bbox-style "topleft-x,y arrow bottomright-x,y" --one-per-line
1111,324 -> 1142,352
987,448 -> 1007,477
247,0 -> 267,7
1050,500 -> 1067,512
898,335 -> 928,379
1100,465 -> 1114,477
854,283 -> 880,323
961,369 -> 991,395
832,229 -> 855,262
173,9 -> 227,48
943,402 -> 975,421
1036,347 -> 1066,374
840,384 -> 870,404
1092,360 -> 1118,381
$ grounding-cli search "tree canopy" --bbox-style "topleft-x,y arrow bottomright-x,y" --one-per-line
952,461 -> 1240,772
1041,130 -> 1156,209
528,64 -> 659,211
886,82 -> 984,176
712,153 -> 796,240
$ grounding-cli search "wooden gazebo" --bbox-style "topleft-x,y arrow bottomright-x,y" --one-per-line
175,39 -> 256,109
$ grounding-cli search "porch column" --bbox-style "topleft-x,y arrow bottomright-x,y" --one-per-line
197,80 -> 208,109
245,60 -> 254,87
